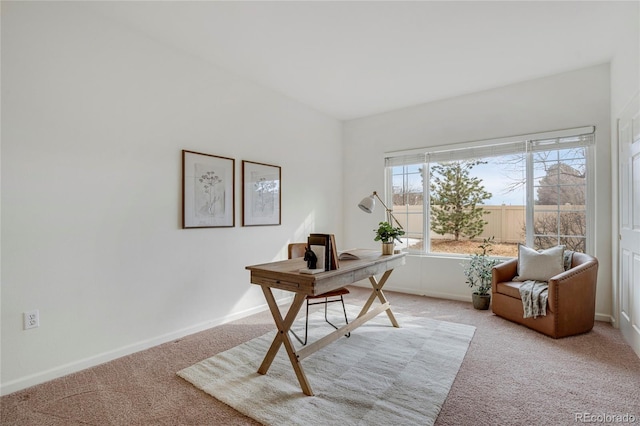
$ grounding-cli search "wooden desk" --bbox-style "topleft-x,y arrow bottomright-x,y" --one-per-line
245,249 -> 406,396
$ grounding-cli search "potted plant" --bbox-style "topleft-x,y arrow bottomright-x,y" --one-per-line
462,237 -> 501,310
374,221 -> 405,255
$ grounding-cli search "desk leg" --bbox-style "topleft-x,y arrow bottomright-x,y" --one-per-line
257,287 -> 314,396
357,269 -> 400,328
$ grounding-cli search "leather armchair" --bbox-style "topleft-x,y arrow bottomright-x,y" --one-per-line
491,252 -> 599,338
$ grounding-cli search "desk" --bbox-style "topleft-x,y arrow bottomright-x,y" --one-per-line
245,249 -> 406,396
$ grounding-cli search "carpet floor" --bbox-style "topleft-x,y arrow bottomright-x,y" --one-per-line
2,287 -> 639,425
178,306 -> 475,425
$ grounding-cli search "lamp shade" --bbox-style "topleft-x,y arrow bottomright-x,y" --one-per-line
358,195 -> 375,213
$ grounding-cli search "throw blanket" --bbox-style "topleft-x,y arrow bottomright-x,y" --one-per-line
518,250 -> 574,319
519,280 -> 549,319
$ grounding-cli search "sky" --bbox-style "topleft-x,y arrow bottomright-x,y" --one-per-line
473,159 -> 525,206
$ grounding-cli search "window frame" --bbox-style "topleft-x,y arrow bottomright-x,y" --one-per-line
385,126 -> 595,257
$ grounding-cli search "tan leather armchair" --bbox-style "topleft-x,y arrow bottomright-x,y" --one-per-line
491,252 -> 599,338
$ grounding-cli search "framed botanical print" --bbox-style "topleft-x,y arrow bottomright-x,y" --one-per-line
182,150 -> 235,228
242,160 -> 281,226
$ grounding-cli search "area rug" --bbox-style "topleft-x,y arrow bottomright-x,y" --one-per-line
177,305 -> 476,426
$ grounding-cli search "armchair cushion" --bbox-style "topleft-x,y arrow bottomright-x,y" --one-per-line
516,244 -> 565,282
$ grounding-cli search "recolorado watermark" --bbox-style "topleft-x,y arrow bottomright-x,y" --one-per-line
575,413 -> 637,423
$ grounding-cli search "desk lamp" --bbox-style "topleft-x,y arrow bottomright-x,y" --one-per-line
358,191 -> 403,230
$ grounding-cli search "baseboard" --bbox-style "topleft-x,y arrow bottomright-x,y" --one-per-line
0,296 -> 290,396
351,282 -> 472,303
595,313 -> 614,323
354,283 -> 615,323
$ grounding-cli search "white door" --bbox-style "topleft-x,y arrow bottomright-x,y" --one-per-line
618,93 -> 640,358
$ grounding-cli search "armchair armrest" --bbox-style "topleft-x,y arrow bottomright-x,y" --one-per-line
547,257 -> 599,314
492,258 -> 518,293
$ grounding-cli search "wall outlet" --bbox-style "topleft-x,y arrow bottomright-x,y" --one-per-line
23,310 -> 40,330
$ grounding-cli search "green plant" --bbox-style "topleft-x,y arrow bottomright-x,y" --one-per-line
462,237 -> 501,296
430,160 -> 492,241
374,221 -> 405,244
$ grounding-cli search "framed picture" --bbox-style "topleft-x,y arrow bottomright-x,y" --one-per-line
182,150 -> 235,228
242,160 -> 281,226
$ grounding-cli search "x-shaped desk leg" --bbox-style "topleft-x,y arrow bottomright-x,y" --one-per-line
257,287 -> 314,396
357,269 -> 399,327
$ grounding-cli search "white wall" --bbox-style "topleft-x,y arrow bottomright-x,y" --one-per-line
1,2 -> 343,394
343,64 -> 613,319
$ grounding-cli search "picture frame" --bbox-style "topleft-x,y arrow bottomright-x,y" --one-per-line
182,150 -> 235,228
242,160 -> 281,226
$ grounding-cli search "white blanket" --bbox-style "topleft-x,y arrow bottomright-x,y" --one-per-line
519,280 -> 548,319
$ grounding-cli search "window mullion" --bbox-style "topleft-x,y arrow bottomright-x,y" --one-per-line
586,145 -> 595,253
424,163 -> 430,253
525,143 -> 535,247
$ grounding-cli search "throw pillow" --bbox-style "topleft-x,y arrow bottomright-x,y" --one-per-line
563,250 -> 574,271
517,244 -> 565,282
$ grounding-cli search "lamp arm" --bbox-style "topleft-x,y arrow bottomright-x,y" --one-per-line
388,211 -> 404,230
373,191 -> 403,229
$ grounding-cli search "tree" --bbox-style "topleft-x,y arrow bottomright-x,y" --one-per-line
430,161 -> 492,241
498,149 -> 588,252
536,162 -> 585,205
534,162 -> 586,252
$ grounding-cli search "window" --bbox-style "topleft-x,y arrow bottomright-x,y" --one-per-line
386,127 -> 594,257
390,164 -> 425,250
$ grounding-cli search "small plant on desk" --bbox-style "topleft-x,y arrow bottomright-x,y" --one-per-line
374,222 -> 405,255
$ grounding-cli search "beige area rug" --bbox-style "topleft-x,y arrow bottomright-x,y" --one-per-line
178,305 -> 475,426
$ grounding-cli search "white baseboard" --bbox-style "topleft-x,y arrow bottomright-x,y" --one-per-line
354,283 -> 614,324
351,282 -> 472,303
595,313 -> 613,323
0,297 -> 289,396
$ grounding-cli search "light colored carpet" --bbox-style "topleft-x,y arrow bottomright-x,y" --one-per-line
177,305 -> 476,426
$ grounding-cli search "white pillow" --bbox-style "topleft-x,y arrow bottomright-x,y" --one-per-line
517,244 -> 565,282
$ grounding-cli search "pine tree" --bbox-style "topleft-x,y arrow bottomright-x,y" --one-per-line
430,160 -> 492,241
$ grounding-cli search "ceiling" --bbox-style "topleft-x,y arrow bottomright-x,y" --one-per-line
88,1 -> 636,121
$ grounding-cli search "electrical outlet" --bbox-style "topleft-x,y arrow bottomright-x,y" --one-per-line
23,310 -> 40,330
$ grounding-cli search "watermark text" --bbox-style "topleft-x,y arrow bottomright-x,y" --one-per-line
575,413 -> 637,423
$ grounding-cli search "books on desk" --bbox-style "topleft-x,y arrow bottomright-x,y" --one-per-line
308,233 -> 339,270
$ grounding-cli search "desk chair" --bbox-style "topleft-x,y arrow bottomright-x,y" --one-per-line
288,243 -> 350,345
